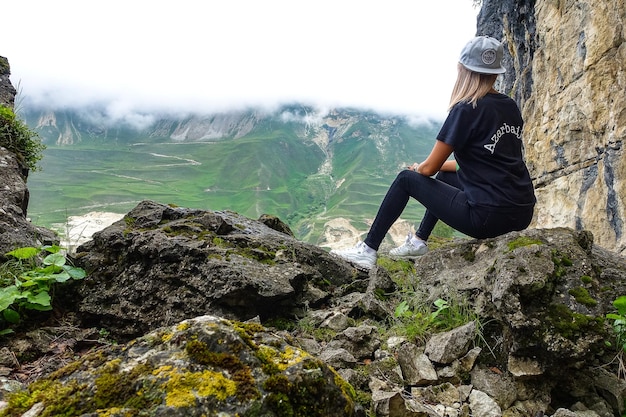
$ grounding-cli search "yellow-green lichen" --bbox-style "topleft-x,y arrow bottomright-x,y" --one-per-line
152,365 -> 237,407
46,358 -> 84,381
94,359 -> 125,409
507,236 -> 543,252
332,369 -> 358,415
184,339 -> 259,401
233,321 -> 265,348
1,319 -> 352,417
92,360 -> 154,411
256,345 -> 308,375
176,321 -> 191,332
1,379 -> 89,417
97,407 -> 135,417
0,351 -> 125,417
186,339 -> 240,369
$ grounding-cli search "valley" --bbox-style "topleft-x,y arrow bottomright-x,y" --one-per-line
24,106 -> 448,250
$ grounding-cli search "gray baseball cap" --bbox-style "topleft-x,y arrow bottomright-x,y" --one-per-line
459,36 -> 506,74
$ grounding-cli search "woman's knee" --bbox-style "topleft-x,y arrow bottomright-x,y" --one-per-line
395,170 -> 427,191
393,169 -> 414,188
397,169 -> 428,183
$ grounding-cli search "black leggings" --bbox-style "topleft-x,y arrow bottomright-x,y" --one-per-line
364,170 -> 533,251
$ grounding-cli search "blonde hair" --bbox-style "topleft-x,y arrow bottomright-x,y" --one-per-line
448,63 -> 499,110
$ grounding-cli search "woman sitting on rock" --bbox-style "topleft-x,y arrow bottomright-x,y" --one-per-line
331,36 -> 536,270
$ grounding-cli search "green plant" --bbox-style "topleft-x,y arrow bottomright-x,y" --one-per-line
432,222 -> 454,239
395,298 -> 446,322
606,296 -> 626,380
607,296 -> 626,351
392,296 -> 476,343
0,105 -> 46,172
0,245 -> 86,334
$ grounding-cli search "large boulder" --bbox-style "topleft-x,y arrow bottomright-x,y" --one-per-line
73,200 -> 367,341
412,228 -> 626,372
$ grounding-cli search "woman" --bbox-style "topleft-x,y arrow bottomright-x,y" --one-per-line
330,36 -> 536,270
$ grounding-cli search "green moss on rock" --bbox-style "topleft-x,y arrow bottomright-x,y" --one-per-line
547,304 -> 603,339
568,287 -> 598,307
261,358 -> 357,417
507,236 -> 543,251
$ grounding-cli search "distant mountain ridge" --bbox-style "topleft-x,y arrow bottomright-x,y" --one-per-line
22,103 -> 436,144
22,103 -> 444,249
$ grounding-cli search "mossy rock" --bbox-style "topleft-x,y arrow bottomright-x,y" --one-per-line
0,316 -> 359,417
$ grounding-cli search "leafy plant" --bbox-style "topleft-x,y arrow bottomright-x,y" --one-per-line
607,296 -> 626,351
606,296 -> 626,380
392,296 -> 476,343
0,104 -> 46,171
0,245 -> 86,334
395,298 -> 448,322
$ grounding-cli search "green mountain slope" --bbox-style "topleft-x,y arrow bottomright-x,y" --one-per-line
23,105 -> 442,247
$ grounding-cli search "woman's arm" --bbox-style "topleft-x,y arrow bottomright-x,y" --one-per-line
416,140 -> 454,176
439,160 -> 458,172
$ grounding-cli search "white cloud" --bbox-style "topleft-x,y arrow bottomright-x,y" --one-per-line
3,0 -> 478,120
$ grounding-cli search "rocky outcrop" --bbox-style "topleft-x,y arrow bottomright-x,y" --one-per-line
165,111 -> 262,141
0,201 -> 614,416
479,0 -> 626,256
72,200 -> 364,341
0,147 -> 57,259
0,61 -> 57,259
0,57 -> 16,108
0,315 -> 363,416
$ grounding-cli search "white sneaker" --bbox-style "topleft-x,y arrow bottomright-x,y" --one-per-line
330,241 -> 377,270
389,233 -> 428,257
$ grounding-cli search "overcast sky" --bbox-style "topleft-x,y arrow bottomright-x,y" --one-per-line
3,1 -> 479,121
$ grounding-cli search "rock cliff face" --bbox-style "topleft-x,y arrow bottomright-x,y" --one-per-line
479,0 -> 626,256
0,56 -> 57,259
0,57 -> 16,108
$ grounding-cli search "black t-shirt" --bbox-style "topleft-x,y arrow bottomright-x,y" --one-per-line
437,93 -> 536,210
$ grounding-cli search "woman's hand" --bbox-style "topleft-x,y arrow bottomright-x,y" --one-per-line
408,162 -> 420,172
